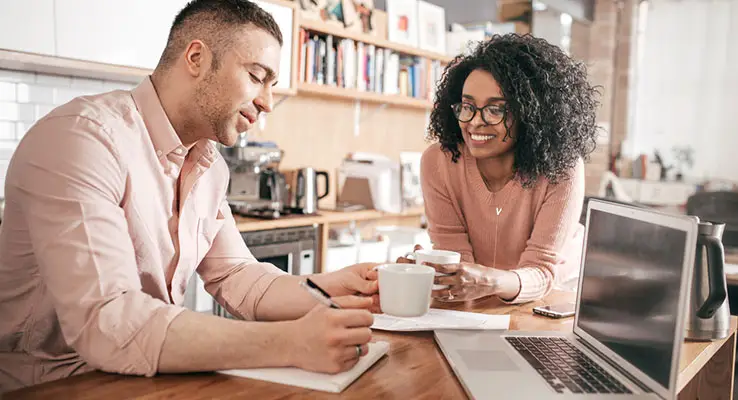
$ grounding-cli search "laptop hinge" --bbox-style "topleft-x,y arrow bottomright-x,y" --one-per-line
574,336 -> 656,395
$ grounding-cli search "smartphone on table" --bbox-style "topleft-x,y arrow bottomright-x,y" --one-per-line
532,302 -> 576,319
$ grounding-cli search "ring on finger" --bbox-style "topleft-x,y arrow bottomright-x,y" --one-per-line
355,344 -> 362,358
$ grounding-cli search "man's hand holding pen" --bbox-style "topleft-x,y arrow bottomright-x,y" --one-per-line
288,264 -> 380,374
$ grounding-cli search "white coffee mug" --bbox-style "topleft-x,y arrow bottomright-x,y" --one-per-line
378,263 -> 435,317
406,249 -> 461,290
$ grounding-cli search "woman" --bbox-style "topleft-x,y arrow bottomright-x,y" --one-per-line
410,34 -> 600,304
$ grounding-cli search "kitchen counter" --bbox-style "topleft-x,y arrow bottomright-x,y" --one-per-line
234,206 -> 425,232
233,206 -> 426,273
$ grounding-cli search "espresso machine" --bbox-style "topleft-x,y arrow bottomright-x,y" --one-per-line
220,135 -> 288,219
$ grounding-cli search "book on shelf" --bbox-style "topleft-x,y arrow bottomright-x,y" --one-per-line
297,28 -> 443,101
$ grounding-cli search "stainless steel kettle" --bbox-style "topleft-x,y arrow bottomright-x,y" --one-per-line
287,168 -> 330,214
684,221 -> 730,341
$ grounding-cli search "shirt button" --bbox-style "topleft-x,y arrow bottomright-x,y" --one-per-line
175,148 -> 184,155
156,150 -> 163,156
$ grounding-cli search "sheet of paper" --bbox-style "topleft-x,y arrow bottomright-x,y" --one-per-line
218,341 -> 389,393
371,309 -> 510,332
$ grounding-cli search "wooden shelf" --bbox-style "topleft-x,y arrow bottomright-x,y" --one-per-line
0,49 -> 296,96
299,17 -> 453,64
297,81 -> 432,109
235,206 -> 425,232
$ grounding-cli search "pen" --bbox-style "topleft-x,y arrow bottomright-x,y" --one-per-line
300,278 -> 342,309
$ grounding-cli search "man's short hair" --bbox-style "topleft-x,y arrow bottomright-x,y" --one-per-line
159,0 -> 283,70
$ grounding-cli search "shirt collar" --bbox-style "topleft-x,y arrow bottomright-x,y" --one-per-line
131,76 -> 222,168
131,76 -> 185,159
190,140 -> 219,168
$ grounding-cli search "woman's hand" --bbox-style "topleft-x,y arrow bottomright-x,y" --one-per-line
427,262 -> 521,301
395,244 -> 424,264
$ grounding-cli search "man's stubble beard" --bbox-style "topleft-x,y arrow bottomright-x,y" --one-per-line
194,71 -> 233,146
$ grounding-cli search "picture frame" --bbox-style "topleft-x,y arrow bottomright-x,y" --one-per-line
417,0 -> 446,54
342,0 -> 379,36
386,0 -> 419,47
298,0 -> 344,28
297,0 -> 325,20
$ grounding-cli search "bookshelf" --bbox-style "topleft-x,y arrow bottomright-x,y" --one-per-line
296,16 -> 449,110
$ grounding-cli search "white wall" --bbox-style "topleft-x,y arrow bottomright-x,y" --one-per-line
532,8 -> 569,51
0,68 -> 136,197
629,0 -> 738,182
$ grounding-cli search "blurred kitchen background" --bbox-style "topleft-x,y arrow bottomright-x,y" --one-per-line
0,0 -> 736,347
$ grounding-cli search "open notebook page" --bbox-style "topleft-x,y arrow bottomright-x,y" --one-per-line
218,341 -> 390,393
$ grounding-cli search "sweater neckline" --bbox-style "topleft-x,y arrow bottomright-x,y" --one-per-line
463,144 -> 519,206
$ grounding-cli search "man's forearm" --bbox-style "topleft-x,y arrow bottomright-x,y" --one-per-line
252,267 -> 376,321
158,310 -> 294,373
253,274 -> 317,321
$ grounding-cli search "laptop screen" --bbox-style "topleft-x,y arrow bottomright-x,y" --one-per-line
576,207 -> 688,390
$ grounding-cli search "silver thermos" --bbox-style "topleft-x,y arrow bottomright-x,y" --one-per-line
684,221 -> 731,341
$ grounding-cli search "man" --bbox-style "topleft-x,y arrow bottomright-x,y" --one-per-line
0,0 -> 379,392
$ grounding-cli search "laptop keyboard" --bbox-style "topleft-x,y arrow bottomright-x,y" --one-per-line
505,337 -> 633,395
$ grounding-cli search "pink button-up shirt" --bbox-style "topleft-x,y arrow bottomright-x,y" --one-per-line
0,77 -> 285,392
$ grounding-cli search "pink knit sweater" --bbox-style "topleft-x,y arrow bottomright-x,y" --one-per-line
421,143 -> 585,304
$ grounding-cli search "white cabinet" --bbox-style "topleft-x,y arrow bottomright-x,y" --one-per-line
0,0 -> 56,55
252,0 -> 295,91
54,0 -> 187,69
619,178 -> 698,206
2,0 -> 295,89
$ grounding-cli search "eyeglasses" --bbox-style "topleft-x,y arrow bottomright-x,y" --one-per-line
451,102 -> 507,126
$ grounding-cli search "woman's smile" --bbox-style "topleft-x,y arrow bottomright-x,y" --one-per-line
466,131 -> 499,146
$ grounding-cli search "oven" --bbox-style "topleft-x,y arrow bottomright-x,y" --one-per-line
240,225 -> 318,275
189,225 -> 318,319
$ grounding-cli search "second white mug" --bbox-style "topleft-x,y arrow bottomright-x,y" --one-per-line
406,249 -> 461,291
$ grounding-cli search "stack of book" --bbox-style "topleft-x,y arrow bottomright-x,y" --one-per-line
297,29 -> 444,101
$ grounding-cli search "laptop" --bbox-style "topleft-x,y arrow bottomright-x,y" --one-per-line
434,199 -> 699,399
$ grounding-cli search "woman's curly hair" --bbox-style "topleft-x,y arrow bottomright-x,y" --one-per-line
428,33 -> 600,188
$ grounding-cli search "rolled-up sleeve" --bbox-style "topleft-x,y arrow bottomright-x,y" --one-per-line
196,200 -> 286,321
10,115 -> 184,376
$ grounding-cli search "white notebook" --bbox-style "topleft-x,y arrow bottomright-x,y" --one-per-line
218,341 -> 390,393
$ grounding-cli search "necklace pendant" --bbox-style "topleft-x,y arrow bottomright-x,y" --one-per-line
496,207 -> 502,216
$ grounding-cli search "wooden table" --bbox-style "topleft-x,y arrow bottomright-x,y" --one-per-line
6,291 -> 736,399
